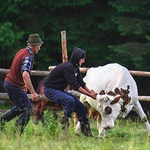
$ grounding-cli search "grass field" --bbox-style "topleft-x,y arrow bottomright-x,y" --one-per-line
0,104 -> 150,150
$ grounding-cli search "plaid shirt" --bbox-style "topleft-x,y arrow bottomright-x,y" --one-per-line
21,47 -> 34,74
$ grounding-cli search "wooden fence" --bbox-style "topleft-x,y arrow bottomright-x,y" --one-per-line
0,30 -> 150,102
0,67 -> 150,102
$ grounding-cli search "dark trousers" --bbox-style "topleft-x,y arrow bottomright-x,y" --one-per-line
44,87 -> 88,123
3,80 -> 33,131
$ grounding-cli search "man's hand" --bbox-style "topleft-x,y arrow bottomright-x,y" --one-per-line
31,92 -> 39,101
89,90 -> 98,99
22,86 -> 28,93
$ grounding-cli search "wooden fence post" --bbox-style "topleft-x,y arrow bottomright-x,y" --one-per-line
60,31 -> 68,63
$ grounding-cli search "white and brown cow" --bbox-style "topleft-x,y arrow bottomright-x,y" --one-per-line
75,63 -> 150,139
33,76 -> 63,125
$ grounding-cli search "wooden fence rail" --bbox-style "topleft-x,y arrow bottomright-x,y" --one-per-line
0,92 -> 150,102
0,67 -> 150,102
1,67 -> 150,77
0,68 -> 50,76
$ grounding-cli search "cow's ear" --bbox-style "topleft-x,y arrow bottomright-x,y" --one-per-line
99,90 -> 105,95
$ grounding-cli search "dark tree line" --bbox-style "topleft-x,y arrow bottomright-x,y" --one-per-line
0,0 -> 150,98
0,0 -> 150,70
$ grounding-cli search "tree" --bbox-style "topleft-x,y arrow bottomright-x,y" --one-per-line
0,0 -> 150,71
107,0 -> 150,70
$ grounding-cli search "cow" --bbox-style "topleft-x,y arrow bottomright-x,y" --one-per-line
33,76 -> 63,125
75,63 -> 150,139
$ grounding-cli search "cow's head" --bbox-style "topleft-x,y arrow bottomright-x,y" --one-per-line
96,91 -> 123,130
96,86 -> 131,130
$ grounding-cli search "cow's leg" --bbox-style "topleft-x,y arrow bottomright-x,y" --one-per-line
75,121 -> 81,135
39,100 -> 48,126
74,113 -> 81,135
73,112 -> 78,127
97,120 -> 105,139
51,103 -> 61,120
33,101 -> 41,124
133,101 -> 150,136
96,116 -> 105,139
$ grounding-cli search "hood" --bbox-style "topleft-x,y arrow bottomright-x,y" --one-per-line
70,47 -> 86,66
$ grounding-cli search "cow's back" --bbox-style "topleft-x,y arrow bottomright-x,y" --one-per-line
84,63 -> 138,100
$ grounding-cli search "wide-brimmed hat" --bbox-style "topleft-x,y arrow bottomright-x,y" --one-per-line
27,33 -> 43,46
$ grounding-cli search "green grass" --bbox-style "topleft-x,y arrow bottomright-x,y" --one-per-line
0,105 -> 150,150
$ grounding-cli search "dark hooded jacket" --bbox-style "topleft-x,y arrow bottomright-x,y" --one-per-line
44,47 -> 86,91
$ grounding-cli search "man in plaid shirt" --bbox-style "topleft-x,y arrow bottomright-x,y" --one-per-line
0,33 -> 43,134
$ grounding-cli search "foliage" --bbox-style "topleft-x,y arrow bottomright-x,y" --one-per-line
0,0 -> 150,71
107,0 -> 150,70
0,109 -> 150,150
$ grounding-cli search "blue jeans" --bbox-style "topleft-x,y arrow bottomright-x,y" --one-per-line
3,80 -> 33,131
44,87 -> 88,123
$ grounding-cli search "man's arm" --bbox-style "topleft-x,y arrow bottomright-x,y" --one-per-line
22,71 -> 39,101
78,86 -> 97,99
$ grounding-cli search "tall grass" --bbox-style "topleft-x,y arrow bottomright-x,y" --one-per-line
0,106 -> 150,150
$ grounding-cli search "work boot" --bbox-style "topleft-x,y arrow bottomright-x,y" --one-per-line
0,117 -> 5,130
0,109 -> 17,130
80,122 -> 93,137
60,116 -> 69,130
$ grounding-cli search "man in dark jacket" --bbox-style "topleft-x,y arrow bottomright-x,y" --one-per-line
44,47 -> 97,137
